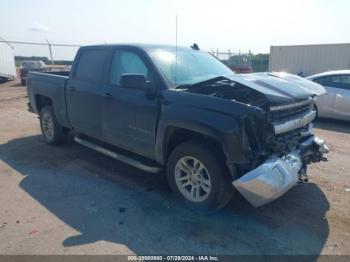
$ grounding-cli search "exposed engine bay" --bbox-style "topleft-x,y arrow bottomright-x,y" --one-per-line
178,77 -> 269,109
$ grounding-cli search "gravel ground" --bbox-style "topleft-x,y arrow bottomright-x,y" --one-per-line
0,79 -> 349,255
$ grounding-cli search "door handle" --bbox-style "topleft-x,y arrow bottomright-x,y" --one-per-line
102,93 -> 113,98
67,86 -> 76,91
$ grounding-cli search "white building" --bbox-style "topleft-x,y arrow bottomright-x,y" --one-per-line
0,37 -> 16,81
268,43 -> 350,77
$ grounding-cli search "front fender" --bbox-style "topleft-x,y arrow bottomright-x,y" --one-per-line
155,102 -> 250,167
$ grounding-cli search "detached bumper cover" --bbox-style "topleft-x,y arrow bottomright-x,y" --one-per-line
233,136 -> 328,207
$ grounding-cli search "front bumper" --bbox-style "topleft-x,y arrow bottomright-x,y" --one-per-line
232,136 -> 328,207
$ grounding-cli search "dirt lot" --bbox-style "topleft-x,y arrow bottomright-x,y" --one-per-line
0,79 -> 349,256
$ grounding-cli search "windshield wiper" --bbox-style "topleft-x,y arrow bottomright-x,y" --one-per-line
175,76 -> 230,90
174,84 -> 192,90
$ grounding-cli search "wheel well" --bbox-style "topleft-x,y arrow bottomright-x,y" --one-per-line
35,95 -> 52,112
165,127 -> 227,163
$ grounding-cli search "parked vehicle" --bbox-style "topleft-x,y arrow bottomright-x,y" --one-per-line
0,39 -> 16,83
19,60 -> 47,85
27,44 -> 328,212
307,70 -> 350,121
225,54 -> 253,73
20,61 -> 72,85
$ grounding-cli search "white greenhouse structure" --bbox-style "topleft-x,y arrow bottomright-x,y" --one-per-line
269,43 -> 350,77
0,38 -> 16,81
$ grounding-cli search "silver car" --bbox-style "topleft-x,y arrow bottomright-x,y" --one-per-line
307,70 -> 350,121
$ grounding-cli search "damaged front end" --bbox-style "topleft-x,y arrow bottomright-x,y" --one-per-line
176,73 -> 329,207
233,98 -> 329,207
233,136 -> 328,207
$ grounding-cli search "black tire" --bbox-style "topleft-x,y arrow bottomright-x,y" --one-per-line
167,141 -> 234,213
21,79 -> 26,86
39,105 -> 68,145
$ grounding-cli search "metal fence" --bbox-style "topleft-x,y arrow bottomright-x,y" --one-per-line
0,39 -> 80,67
209,49 -> 269,72
0,39 -> 269,72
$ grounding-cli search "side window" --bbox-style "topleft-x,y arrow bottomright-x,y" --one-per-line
110,50 -> 148,85
340,75 -> 350,84
326,75 -> 350,90
336,75 -> 350,90
314,75 -> 350,90
75,49 -> 110,82
313,76 -> 330,86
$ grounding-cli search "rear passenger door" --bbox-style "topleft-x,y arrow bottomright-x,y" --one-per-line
102,48 -> 159,159
66,48 -> 112,138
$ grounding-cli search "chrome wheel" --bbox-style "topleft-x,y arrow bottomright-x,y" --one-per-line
174,156 -> 211,202
42,112 -> 54,140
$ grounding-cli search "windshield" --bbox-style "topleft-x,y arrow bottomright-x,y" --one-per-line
149,49 -> 234,88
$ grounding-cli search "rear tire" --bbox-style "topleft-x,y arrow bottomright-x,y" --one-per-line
39,105 -> 68,145
167,141 -> 234,213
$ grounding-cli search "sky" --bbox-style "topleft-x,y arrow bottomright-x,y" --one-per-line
1,0 -> 350,60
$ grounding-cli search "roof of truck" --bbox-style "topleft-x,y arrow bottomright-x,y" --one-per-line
81,43 -> 195,51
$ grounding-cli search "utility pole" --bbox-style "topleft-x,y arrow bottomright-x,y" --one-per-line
46,39 -> 54,65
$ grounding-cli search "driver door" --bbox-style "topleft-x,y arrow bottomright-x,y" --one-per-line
102,49 -> 159,159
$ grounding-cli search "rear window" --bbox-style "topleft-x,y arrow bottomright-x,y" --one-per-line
74,49 -> 111,83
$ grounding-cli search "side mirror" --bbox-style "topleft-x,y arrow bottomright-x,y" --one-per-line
120,74 -> 156,98
120,74 -> 148,90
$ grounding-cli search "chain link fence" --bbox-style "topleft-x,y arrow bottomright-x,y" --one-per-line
209,49 -> 269,73
1,39 -> 269,74
0,40 -> 80,69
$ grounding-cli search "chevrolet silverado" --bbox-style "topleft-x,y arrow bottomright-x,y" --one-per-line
27,44 -> 328,212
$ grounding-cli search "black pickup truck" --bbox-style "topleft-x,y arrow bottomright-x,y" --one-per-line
27,44 -> 328,212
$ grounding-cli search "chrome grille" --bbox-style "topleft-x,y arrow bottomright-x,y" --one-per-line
267,99 -> 313,154
268,100 -> 313,124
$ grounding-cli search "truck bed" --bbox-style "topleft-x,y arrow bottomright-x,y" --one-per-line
27,71 -> 70,128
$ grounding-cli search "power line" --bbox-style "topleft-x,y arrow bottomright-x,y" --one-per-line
0,40 -> 81,47
0,37 -> 14,49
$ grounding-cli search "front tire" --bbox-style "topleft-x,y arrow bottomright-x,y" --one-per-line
39,106 -> 68,145
167,141 -> 234,213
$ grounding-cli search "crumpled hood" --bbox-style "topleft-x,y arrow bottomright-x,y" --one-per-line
227,72 -> 326,104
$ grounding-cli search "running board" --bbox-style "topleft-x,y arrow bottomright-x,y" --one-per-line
74,137 -> 163,173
